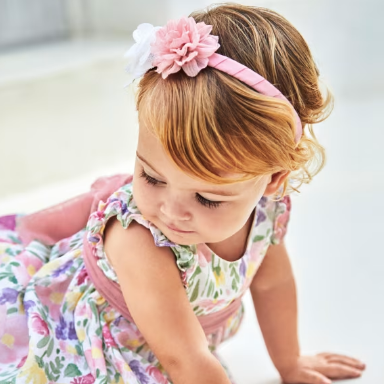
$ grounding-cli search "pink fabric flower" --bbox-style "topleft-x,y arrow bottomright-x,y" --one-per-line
30,313 -> 49,336
249,239 -> 266,262
14,251 -> 44,287
151,17 -> 220,78
102,324 -> 117,348
83,335 -> 106,376
0,308 -> 29,364
70,373 -> 95,384
16,355 -> 27,369
76,267 -> 89,286
145,366 -> 168,384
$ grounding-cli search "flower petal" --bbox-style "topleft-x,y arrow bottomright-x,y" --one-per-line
182,59 -> 202,77
149,16 -> 219,78
125,24 -> 161,81
196,22 -> 213,38
158,62 -> 182,79
133,23 -> 156,43
175,51 -> 198,66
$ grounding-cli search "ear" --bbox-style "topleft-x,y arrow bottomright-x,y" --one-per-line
263,171 -> 291,196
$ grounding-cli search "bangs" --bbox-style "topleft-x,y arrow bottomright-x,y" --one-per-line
136,69 -> 296,185
132,4 -> 330,196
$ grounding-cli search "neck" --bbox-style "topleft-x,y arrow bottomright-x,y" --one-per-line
205,208 -> 256,262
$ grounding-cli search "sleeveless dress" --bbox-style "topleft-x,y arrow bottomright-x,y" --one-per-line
0,176 -> 291,384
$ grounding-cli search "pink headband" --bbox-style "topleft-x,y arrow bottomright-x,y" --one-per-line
125,17 -> 302,144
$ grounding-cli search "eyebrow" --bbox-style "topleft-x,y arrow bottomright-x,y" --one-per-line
136,152 -> 238,197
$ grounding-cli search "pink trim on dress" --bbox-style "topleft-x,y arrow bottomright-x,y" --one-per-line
82,232 -> 242,336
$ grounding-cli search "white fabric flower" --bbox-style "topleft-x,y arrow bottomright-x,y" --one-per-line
124,23 -> 161,84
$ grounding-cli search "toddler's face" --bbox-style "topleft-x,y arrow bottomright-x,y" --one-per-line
132,122 -> 271,246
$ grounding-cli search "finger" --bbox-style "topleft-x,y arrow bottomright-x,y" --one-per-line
326,356 -> 366,370
296,369 -> 332,384
321,363 -> 362,379
318,353 -> 365,369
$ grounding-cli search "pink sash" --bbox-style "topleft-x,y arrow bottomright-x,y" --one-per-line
17,174 -> 244,337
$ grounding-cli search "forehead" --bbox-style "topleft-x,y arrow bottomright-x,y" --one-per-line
137,122 -> 263,196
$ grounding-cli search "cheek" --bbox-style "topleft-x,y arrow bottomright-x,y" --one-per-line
132,178 -> 159,215
193,206 -> 235,237
205,203 -> 254,239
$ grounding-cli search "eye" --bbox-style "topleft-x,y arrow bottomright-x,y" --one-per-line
195,194 -> 222,209
140,169 -> 222,209
140,169 -> 161,186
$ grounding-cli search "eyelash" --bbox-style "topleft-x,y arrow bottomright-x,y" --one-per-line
139,169 -> 223,209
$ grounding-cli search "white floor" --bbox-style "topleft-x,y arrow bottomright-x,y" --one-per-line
0,1 -> 383,382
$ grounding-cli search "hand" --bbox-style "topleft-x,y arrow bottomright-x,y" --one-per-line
278,353 -> 366,384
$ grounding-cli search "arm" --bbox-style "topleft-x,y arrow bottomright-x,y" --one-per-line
250,241 -> 365,384
104,218 -> 232,384
250,240 -> 300,375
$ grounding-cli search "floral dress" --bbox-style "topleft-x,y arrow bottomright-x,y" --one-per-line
0,179 -> 290,384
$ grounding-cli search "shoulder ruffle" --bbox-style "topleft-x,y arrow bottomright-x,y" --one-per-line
268,195 -> 291,245
86,183 -> 196,282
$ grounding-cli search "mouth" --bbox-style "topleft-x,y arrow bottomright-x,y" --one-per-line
165,224 -> 194,234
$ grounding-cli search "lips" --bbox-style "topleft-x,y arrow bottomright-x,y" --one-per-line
165,223 -> 194,233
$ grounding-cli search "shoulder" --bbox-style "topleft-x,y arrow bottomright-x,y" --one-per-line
87,180 -> 161,254
104,216 -> 176,273
103,215 -> 197,287
86,179 -> 197,279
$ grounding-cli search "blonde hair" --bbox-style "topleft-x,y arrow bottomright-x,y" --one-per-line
135,3 -> 333,198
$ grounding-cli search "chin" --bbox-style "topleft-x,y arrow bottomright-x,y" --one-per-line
164,230 -> 199,246
171,238 -> 196,246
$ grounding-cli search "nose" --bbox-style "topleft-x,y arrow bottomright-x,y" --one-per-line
160,197 -> 191,222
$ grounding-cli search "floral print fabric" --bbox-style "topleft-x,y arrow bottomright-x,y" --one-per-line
0,181 -> 290,384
